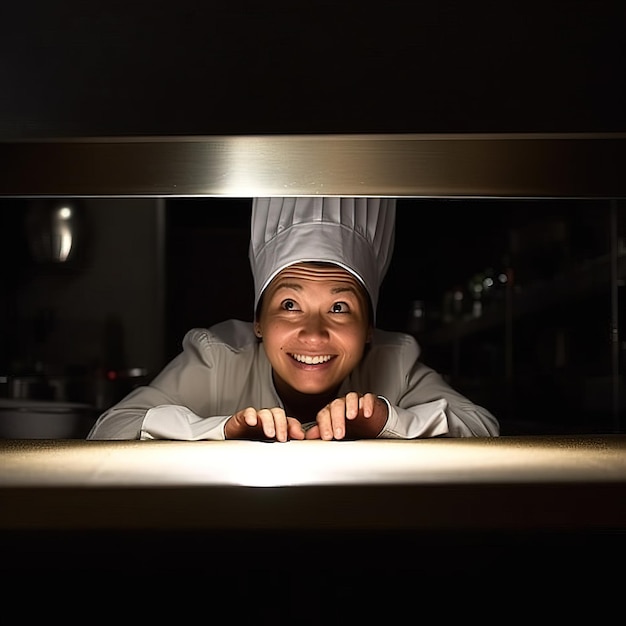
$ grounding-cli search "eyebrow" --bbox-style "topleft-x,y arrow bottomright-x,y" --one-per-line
274,282 -> 303,292
330,286 -> 359,296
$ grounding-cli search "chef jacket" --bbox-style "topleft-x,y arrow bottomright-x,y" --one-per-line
87,319 -> 500,440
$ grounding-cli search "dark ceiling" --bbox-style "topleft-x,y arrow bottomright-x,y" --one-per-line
1,1 -> 625,138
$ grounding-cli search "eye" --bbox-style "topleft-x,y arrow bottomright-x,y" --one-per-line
331,301 -> 350,313
281,299 -> 299,311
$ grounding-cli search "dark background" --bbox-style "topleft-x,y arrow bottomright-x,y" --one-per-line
164,196 -> 622,435
2,2 -> 626,589
1,1 -> 624,138
2,1 -> 626,435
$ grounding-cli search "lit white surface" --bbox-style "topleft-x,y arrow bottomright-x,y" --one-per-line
1,437 -> 626,488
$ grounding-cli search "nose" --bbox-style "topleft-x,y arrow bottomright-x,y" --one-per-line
298,313 -> 329,343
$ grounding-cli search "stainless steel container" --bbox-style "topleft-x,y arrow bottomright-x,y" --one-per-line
0,398 -> 97,439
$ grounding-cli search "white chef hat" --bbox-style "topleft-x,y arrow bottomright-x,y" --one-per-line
249,197 -> 396,321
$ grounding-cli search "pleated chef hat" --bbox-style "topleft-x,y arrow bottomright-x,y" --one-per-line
249,197 -> 396,320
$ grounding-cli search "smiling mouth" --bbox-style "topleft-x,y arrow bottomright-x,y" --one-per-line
290,353 -> 334,365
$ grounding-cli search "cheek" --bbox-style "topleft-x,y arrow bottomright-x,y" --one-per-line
342,326 -> 369,354
261,321 -> 290,345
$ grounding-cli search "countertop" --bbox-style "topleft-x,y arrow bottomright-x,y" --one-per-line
2,435 -> 626,532
3,435 -> 626,586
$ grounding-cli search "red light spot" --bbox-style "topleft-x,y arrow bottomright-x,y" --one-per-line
106,370 -> 118,381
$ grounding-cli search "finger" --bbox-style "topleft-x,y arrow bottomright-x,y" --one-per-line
345,392 -> 360,420
304,424 -> 321,440
287,417 -> 306,440
243,407 -> 259,427
316,404 -> 334,441
329,398 -> 347,440
256,408 -> 277,439
270,407 -> 289,442
361,394 -> 376,418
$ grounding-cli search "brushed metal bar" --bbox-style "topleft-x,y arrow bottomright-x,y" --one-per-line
1,133 -> 626,198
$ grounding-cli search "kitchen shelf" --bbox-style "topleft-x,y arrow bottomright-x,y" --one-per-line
421,251 -> 626,347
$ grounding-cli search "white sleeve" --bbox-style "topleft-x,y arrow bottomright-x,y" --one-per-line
363,331 -> 500,439
140,405 -> 230,441
377,396 -> 450,439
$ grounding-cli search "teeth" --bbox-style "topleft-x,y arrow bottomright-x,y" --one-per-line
292,353 -> 332,365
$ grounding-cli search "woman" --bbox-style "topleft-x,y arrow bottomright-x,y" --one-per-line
87,197 -> 499,440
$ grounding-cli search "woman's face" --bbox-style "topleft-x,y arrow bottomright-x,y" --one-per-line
256,263 -> 372,397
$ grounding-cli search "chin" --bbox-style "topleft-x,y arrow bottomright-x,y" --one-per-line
292,385 -> 332,396
290,380 -> 338,396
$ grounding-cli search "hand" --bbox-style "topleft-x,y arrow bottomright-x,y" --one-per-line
224,406 -> 305,442
305,392 -> 388,441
